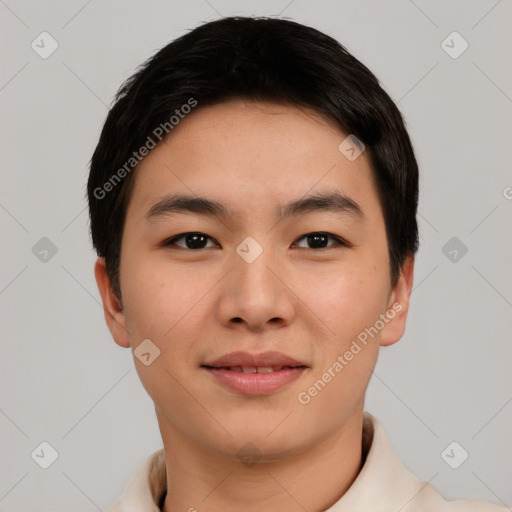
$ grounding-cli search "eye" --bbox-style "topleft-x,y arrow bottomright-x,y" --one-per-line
293,232 -> 349,249
163,232 -> 218,250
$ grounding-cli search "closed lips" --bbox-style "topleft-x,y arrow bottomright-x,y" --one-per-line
202,351 -> 308,395
202,350 -> 309,370
204,365 -> 305,373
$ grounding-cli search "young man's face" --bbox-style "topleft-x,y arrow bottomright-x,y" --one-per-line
96,99 -> 413,461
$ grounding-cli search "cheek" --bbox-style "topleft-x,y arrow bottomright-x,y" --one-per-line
295,272 -> 384,429
120,255 -> 206,414
121,249 -> 196,338
301,259 -> 388,341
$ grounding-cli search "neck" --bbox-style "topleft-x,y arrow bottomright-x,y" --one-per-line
159,409 -> 365,512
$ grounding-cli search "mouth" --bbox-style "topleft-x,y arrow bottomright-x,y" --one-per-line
201,351 -> 309,396
203,364 -> 303,373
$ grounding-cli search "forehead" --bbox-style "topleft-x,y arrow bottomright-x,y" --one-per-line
125,99 -> 381,222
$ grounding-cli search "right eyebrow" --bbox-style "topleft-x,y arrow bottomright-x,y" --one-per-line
145,194 -> 228,221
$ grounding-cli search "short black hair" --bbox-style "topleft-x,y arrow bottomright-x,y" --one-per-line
87,16 -> 419,301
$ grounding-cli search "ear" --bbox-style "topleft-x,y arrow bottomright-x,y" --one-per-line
380,254 -> 415,347
94,257 -> 131,348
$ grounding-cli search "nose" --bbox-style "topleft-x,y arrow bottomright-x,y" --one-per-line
216,247 -> 296,332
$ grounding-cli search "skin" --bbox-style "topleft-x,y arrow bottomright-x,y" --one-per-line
95,99 -> 414,512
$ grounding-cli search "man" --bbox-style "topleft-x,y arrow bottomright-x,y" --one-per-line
88,16 -> 506,511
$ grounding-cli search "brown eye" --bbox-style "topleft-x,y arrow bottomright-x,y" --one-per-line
294,232 -> 348,249
164,232 -> 218,249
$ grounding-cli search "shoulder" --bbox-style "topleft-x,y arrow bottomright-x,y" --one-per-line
104,497 -> 123,512
353,414 -> 508,512
412,482 -> 508,511
104,448 -> 167,512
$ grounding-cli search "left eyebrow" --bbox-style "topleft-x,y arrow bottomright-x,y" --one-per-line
279,191 -> 364,220
145,190 -> 364,222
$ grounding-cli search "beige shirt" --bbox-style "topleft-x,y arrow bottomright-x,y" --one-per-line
106,413 -> 507,511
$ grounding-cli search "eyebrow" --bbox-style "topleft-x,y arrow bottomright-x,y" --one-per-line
145,190 -> 364,222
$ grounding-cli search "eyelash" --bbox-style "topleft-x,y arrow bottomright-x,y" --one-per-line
162,232 -> 351,250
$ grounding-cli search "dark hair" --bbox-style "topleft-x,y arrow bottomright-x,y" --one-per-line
87,16 -> 419,301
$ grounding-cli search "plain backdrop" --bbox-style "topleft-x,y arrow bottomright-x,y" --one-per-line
1,1 -> 511,510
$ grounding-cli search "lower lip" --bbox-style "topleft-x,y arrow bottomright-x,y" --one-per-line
203,367 -> 306,395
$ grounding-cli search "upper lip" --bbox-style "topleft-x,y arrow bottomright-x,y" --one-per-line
202,351 -> 308,368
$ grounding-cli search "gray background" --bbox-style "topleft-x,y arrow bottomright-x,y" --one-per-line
1,0 -> 511,510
